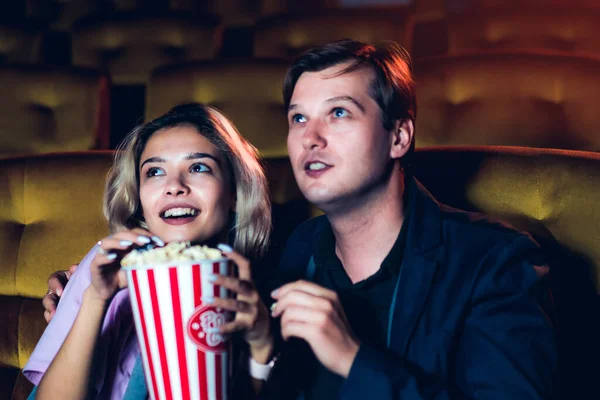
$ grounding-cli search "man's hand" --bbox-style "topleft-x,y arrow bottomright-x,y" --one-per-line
271,280 -> 360,378
43,264 -> 78,323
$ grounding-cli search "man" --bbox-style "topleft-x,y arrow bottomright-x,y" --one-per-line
45,40 -> 557,399
253,39 -> 556,399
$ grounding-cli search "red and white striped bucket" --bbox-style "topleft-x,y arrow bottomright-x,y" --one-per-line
125,259 -> 234,400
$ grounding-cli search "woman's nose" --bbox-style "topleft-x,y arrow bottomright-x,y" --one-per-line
165,175 -> 190,196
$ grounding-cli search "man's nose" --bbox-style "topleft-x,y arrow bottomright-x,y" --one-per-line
302,120 -> 327,150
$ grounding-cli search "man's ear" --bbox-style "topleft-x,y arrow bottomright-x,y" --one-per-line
390,118 -> 414,159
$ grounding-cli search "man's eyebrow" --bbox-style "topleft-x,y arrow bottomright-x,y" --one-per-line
288,96 -> 365,113
140,153 -> 221,168
326,96 -> 365,113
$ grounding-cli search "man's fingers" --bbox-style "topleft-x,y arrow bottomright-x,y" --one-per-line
42,293 -> 58,317
44,310 -> 54,323
67,263 -> 78,278
271,290 -> 333,317
280,320 -> 314,342
279,305 -> 330,328
48,273 -> 69,297
272,280 -> 338,302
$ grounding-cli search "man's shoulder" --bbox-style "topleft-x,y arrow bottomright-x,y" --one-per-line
440,204 -> 535,247
411,177 -> 537,251
438,203 -> 527,241
432,202 -> 544,270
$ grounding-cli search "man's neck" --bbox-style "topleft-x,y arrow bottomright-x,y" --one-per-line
326,170 -> 406,283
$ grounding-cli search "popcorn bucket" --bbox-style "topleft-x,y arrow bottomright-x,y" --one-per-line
124,259 -> 234,400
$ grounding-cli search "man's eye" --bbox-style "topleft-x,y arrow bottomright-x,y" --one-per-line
333,108 -> 348,118
190,163 -> 211,173
291,114 -> 307,124
146,167 -> 164,177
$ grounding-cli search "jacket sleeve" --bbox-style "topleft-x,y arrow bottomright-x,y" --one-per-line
338,234 -> 557,400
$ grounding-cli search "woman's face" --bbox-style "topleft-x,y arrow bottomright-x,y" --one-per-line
138,125 -> 234,244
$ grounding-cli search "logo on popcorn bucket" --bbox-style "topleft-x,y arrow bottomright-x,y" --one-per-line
187,305 -> 230,353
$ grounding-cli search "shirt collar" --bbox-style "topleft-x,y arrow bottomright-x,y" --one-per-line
312,179 -> 413,278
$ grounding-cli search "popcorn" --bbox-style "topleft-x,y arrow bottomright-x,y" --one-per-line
121,241 -> 223,267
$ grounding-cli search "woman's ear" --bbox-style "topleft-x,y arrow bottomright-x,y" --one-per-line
390,118 -> 414,159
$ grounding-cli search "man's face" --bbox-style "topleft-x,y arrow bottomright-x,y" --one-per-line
286,62 -> 396,212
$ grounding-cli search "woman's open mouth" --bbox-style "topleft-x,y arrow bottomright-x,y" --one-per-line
160,207 -> 199,225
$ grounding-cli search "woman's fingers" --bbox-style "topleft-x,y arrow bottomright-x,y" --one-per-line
217,245 -> 251,281
209,297 -> 253,313
210,274 -> 255,298
94,229 -> 162,264
219,319 -> 251,335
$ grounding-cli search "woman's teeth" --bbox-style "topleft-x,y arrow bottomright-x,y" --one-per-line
163,208 -> 198,218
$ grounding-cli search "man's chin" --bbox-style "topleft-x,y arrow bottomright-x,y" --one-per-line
304,194 -> 339,214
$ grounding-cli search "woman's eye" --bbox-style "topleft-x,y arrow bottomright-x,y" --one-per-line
291,114 -> 307,124
333,108 -> 348,118
146,167 -> 164,177
190,163 -> 211,173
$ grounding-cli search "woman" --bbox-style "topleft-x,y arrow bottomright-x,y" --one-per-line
24,103 -> 275,399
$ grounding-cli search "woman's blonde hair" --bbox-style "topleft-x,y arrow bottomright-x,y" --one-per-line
103,103 -> 271,257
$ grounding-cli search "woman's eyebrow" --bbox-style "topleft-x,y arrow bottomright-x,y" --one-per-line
185,152 -> 222,166
140,156 -> 165,168
140,153 -> 221,169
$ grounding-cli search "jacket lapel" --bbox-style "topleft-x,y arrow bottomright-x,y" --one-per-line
389,177 -> 445,355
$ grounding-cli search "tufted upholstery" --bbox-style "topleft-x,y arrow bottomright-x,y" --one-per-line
0,152 -> 112,400
448,7 -> 600,57
454,0 -> 600,11
414,51 -> 600,151
71,11 -> 222,84
0,65 -> 110,156
0,23 -> 43,64
253,7 -> 415,59
2,147 -> 599,399
147,59 -> 289,158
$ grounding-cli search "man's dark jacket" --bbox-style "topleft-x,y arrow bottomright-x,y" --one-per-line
253,177 -> 557,400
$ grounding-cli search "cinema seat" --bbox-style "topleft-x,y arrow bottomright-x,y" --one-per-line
0,64 -> 110,156
71,10 -> 221,84
414,50 -> 600,151
0,22 -> 43,64
448,6 -> 600,57
146,59 -> 289,158
2,146 -> 599,399
253,7 -> 414,59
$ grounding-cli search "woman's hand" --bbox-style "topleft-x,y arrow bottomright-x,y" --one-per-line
90,228 -> 163,302
209,244 -> 273,362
